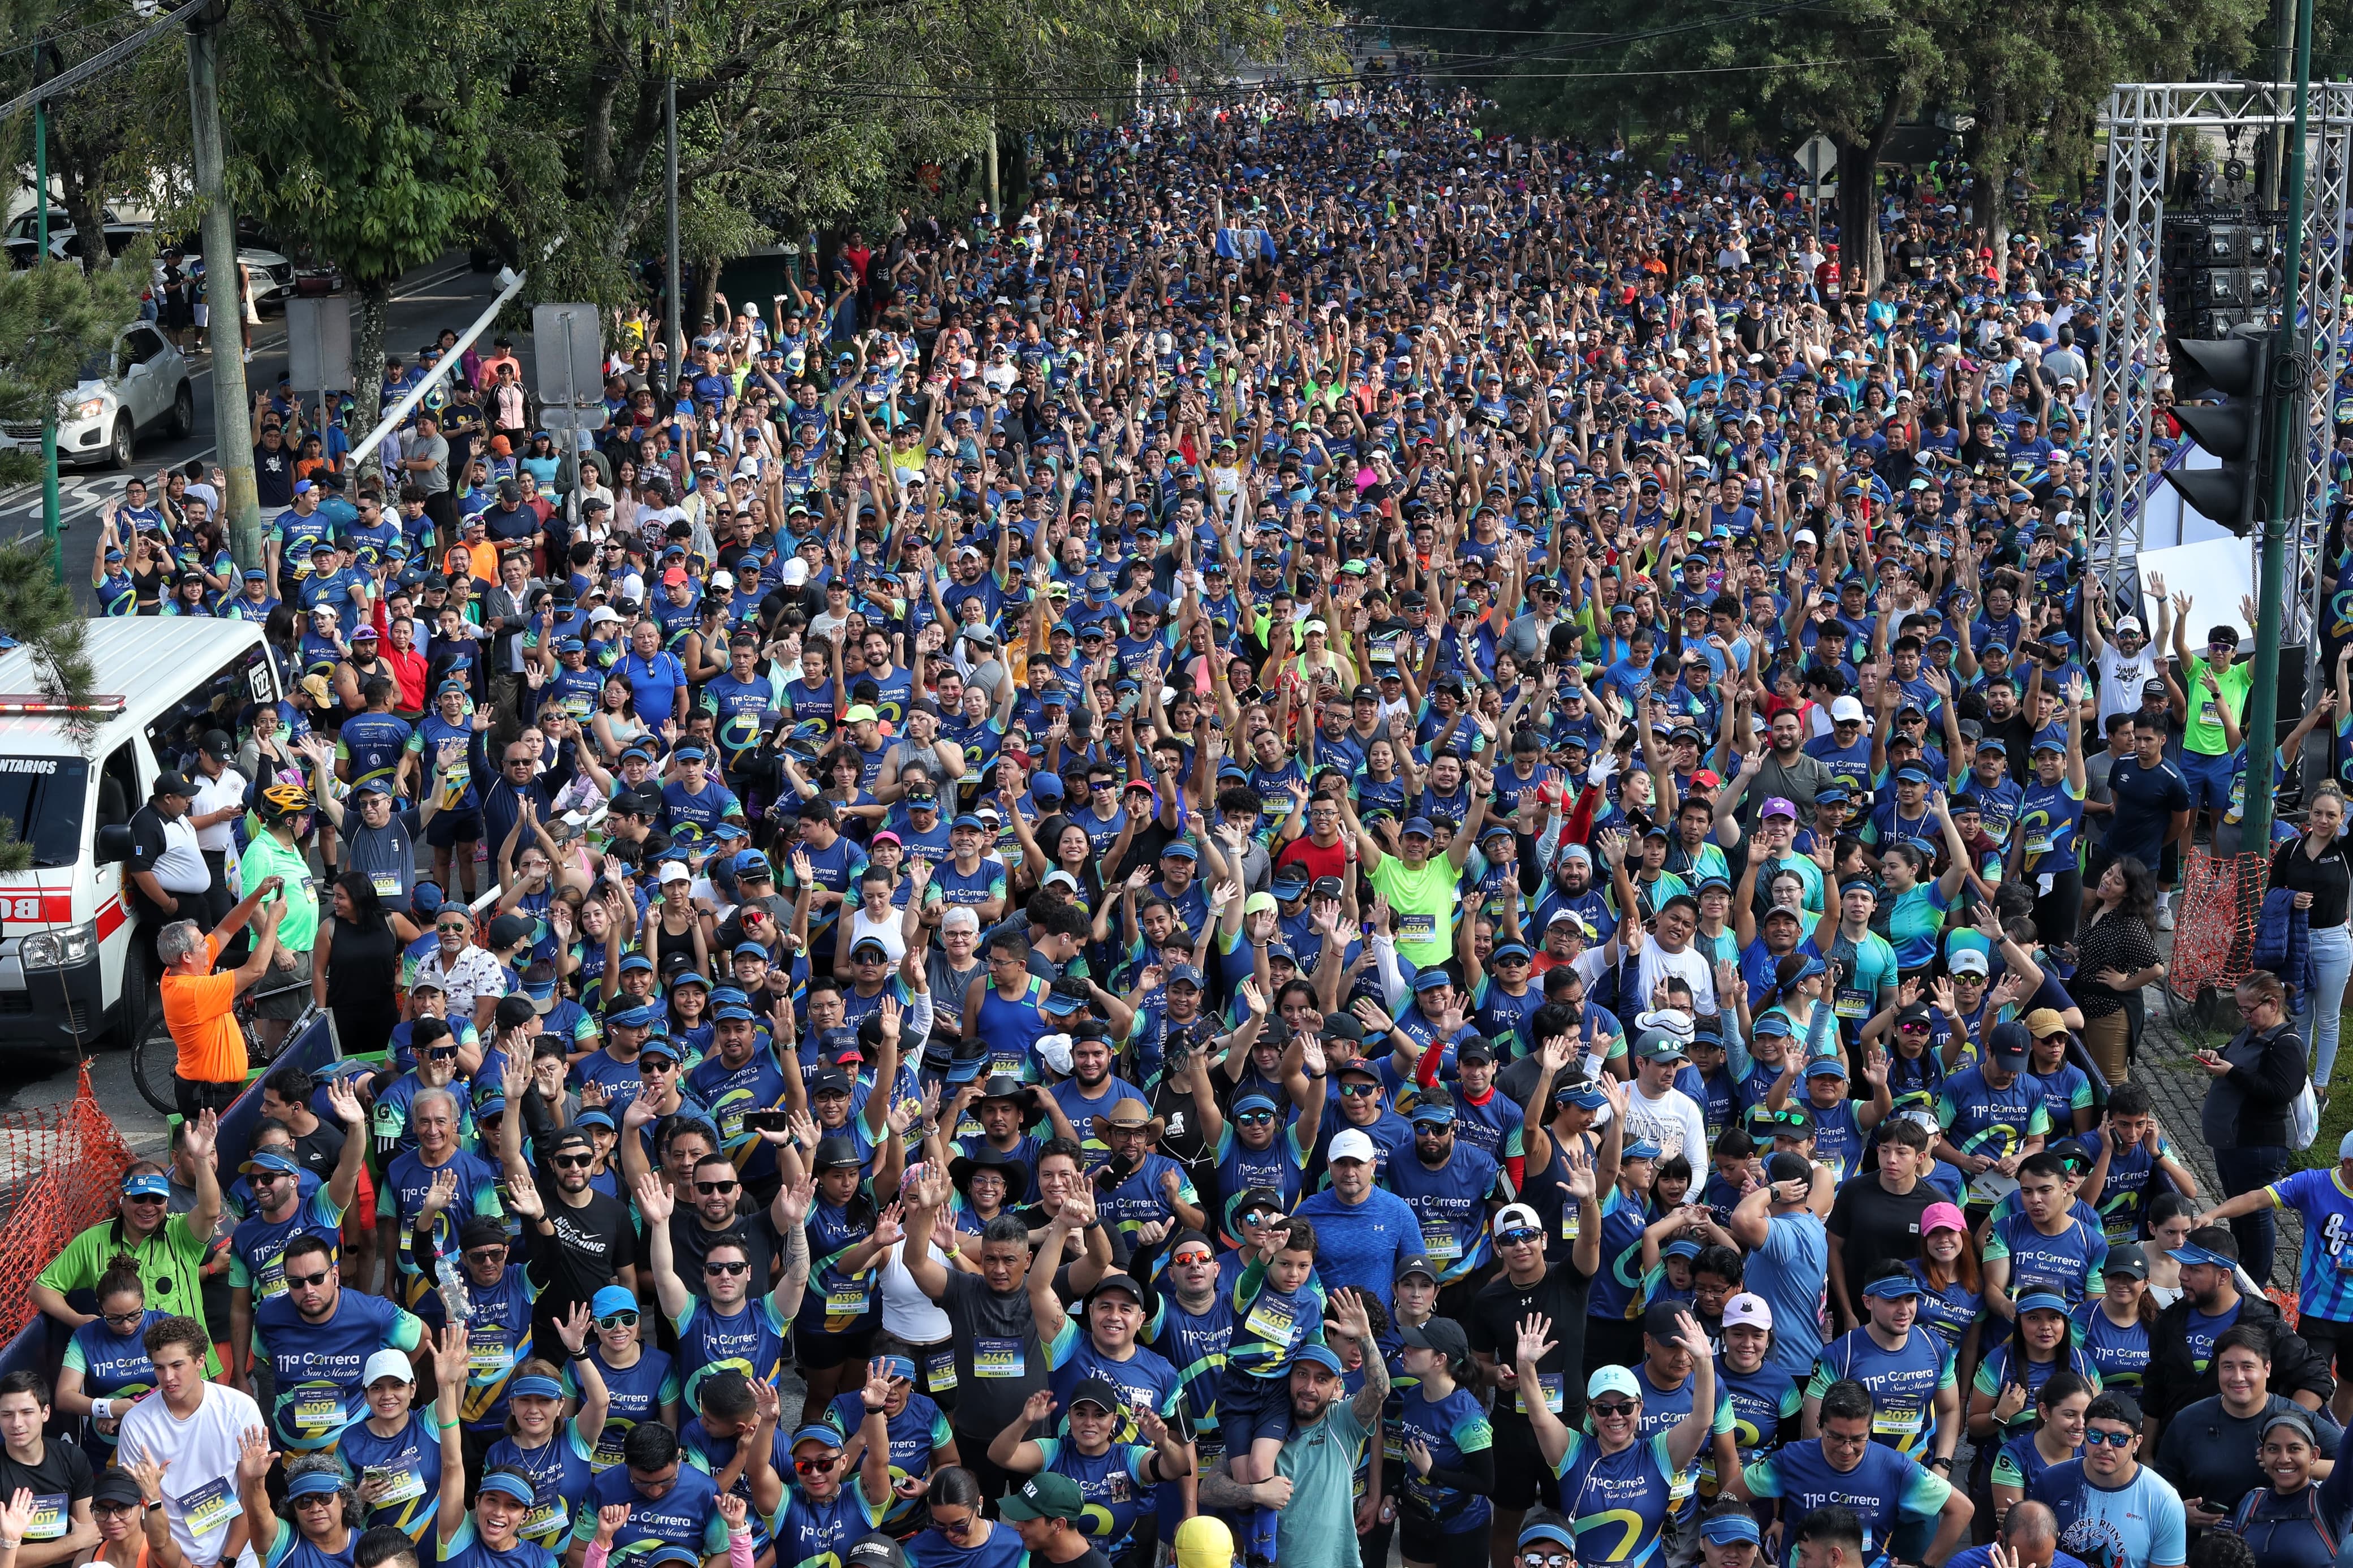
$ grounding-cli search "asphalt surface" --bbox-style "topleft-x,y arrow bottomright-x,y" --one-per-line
0,253 -> 510,608
0,252 -> 515,1151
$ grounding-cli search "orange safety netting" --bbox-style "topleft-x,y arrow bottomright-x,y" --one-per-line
2166,848 -> 2271,1004
0,1061 -> 136,1341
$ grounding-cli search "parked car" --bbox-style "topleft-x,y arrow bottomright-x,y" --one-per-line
6,206 -> 314,310
0,322 -> 193,470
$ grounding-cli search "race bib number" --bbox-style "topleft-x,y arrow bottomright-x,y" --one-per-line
1833,989 -> 1871,1020
826,1285 -> 872,1319
974,1338 -> 1025,1378
1513,1373 -> 1565,1416
2025,836 -> 2054,857
371,872 -> 403,899
1397,913 -> 1437,942
23,1495 -> 67,1541
1871,1405 -> 1924,1439
365,1466 -> 428,1507
291,1389 -> 347,1437
470,1341 -> 515,1383
1561,1206 -> 1580,1243
1244,1295 -> 1298,1346
178,1478 -> 241,1538
522,1502 -> 567,1541
1420,1220 -> 1462,1262
923,1349 -> 958,1397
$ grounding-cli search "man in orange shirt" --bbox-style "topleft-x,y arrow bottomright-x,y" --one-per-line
158,873 -> 290,1121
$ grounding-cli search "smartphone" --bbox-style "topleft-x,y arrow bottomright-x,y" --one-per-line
742,1111 -> 794,1134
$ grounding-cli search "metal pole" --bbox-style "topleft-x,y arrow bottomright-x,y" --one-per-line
33,83 -> 62,585
2242,0 -> 2315,851
187,0 -> 261,569
663,0 -> 681,390
347,265 -> 529,468
985,110 -> 999,224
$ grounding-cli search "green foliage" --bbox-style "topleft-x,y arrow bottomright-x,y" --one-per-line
0,253 -> 143,489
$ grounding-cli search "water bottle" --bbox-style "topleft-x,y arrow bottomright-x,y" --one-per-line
436,1251 -> 472,1326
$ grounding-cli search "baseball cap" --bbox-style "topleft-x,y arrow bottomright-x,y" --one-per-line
363,1349 -> 415,1385
999,1474 -> 1085,1522
1721,1293 -> 1773,1331
1328,1129 -> 1378,1164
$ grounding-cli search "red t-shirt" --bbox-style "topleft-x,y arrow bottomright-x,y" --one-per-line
1274,835 -> 1347,883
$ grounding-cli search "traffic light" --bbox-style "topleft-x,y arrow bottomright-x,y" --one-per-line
2165,325 -> 2272,538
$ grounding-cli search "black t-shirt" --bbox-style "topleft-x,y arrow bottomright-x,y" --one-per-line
1825,1174 -> 1938,1319
521,1186 -> 634,1316
1041,1545 -> 1113,1568
125,803 -> 176,920
1464,1262 -> 1595,1428
940,1268 -> 1046,1439
291,1118 -> 347,1185
664,1208 -> 782,1294
0,1440 -> 94,1547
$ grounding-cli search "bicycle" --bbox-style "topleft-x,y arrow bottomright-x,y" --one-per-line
132,967 -> 322,1118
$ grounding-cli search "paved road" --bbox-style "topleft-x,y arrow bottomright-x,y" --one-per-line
0,253 -> 517,1151
0,254 -> 510,610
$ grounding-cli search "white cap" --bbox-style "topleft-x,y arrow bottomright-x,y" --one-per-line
1036,1033 -> 1074,1074
1329,1128 -> 1378,1164
1950,948 -> 1990,976
587,605 -> 623,625
364,1349 -> 415,1386
2115,616 -> 2143,637
1830,695 -> 1867,724
781,559 -> 811,587
709,571 -> 735,591
658,861 -> 691,884
1792,529 -> 1818,546
1495,1202 -> 1543,1234
1634,1008 -> 1695,1044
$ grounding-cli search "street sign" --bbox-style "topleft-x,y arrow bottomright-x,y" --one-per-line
532,303 -> 604,417
283,295 -> 351,394
1794,133 -> 1838,181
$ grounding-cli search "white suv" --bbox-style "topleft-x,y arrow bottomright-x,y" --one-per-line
0,323 -> 194,470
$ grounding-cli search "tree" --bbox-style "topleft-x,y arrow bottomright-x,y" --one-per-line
0,254 -> 143,489
210,0 -> 500,430
1431,0 -> 2258,287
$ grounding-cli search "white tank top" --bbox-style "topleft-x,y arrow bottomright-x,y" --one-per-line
880,1239 -> 954,1343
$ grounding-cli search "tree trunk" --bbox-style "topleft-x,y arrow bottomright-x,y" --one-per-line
1838,85 -> 1908,295
350,275 -> 393,446
692,252 -> 721,339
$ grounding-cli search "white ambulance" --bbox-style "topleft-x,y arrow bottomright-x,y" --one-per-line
0,618 -> 282,1056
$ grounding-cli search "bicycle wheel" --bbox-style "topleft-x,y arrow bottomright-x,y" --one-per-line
132,1014 -> 180,1117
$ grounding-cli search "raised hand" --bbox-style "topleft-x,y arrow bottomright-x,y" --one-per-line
506,1172 -> 545,1220
236,1425 -> 275,1484
1515,1313 -> 1557,1367
714,1493 -> 748,1530
1021,1388 -> 1058,1426
554,1301 -> 593,1357
632,1169 -> 674,1226
326,1075 -> 366,1128
860,1358 -> 895,1411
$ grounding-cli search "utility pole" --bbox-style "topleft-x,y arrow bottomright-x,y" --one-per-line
663,0 -> 682,388
985,110 -> 999,224
187,0 -> 261,569
32,44 -> 62,585
2240,0 -> 2315,850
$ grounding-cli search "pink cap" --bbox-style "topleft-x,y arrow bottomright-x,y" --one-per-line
1721,1293 -> 1773,1330
1761,797 -> 1797,820
1920,1202 -> 1968,1235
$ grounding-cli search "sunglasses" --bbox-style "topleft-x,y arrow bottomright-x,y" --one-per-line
438,922 -> 471,933
937,1514 -> 979,1536
1497,1228 -> 1543,1247
1338,1083 -> 1380,1099
597,1311 -> 640,1328
794,1456 -> 840,1475
286,1268 -> 333,1289
427,1047 -> 460,1061
640,1059 -> 677,1074
123,1193 -> 169,1205
1590,1399 -> 1638,1418
551,1154 -> 593,1170
1235,1112 -> 1275,1126
465,1245 -> 507,1262
705,1260 -> 750,1276
695,1180 -> 740,1195
2084,1429 -> 2135,1448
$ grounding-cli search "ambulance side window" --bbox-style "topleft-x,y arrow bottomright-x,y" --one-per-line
97,744 -> 138,832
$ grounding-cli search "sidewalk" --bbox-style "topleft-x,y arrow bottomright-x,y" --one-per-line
2124,974 -> 2352,1291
